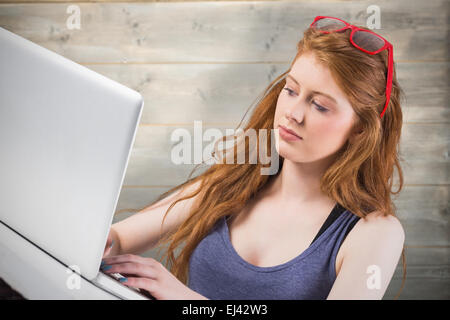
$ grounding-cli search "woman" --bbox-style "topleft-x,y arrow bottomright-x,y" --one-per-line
100,16 -> 407,300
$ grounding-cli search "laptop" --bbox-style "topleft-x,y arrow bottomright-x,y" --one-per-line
0,27 -> 151,299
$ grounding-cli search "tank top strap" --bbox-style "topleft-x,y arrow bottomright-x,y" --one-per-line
310,202 -> 347,245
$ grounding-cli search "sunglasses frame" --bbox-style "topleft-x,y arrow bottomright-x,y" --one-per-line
309,16 -> 393,119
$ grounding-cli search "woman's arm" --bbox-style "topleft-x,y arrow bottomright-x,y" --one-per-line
110,180 -> 204,256
326,212 -> 405,300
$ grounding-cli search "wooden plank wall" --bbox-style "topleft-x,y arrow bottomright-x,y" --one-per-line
0,0 -> 448,300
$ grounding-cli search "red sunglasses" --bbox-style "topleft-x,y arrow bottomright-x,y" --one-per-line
309,16 -> 393,119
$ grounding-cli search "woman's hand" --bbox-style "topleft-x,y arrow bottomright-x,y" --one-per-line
102,228 -> 122,258
102,230 -> 115,258
100,254 -> 208,300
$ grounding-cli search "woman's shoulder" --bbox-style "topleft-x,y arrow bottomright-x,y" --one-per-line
361,211 -> 404,232
346,210 -> 405,250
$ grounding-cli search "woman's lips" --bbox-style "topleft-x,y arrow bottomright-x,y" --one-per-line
279,125 -> 302,141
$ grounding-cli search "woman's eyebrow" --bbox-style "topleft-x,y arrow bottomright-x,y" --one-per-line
286,74 -> 338,104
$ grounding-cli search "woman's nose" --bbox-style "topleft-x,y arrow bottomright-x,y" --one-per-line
286,103 -> 305,124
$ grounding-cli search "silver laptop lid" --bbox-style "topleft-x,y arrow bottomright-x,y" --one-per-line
0,27 -> 144,280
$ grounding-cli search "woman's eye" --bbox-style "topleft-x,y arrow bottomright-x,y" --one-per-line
283,87 -> 328,113
313,101 -> 328,113
283,87 -> 296,97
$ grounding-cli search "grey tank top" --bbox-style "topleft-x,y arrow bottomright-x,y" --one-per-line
187,203 -> 361,300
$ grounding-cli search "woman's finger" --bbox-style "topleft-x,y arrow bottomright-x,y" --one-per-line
102,239 -> 115,258
102,247 -> 111,258
102,254 -> 158,268
119,277 -> 157,294
105,238 -> 114,248
101,261 -> 158,280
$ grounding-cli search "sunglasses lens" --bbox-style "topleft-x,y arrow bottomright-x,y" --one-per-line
352,30 -> 385,52
311,18 -> 346,31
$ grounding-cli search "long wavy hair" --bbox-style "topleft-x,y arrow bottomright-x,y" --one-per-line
142,25 -> 407,299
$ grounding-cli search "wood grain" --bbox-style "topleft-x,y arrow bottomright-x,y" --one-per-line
0,1 -> 448,63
